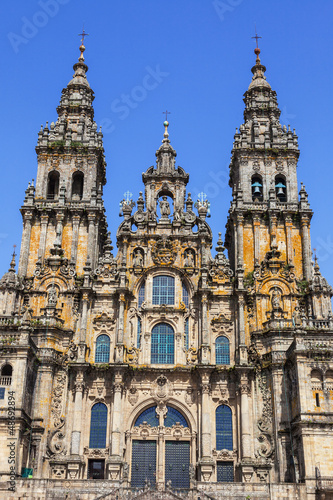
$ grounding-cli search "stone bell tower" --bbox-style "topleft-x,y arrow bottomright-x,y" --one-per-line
18,38 -> 107,280
225,44 -> 333,486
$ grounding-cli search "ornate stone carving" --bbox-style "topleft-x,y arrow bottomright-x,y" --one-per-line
255,368 -> 274,460
128,387 -> 139,406
151,236 -> 178,266
186,347 -> 198,365
47,417 -> 66,457
212,449 -> 237,460
50,463 -> 66,479
124,345 -> 139,364
151,375 -> 173,401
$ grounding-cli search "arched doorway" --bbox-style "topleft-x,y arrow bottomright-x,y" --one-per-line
130,405 -> 192,489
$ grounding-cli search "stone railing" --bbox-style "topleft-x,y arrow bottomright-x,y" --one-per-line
0,376 -> 12,386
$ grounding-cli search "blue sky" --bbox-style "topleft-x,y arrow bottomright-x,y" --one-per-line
1,0 -> 333,285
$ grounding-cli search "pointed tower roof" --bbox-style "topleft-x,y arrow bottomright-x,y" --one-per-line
0,248 -> 20,289
248,46 -> 271,90
155,120 -> 177,175
67,40 -> 90,88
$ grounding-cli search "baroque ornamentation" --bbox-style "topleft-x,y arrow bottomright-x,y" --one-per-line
151,236 -> 178,266
255,368 -> 275,460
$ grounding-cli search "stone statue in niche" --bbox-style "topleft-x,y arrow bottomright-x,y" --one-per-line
133,249 -> 143,267
292,306 -> 302,327
159,196 -> 170,218
184,250 -> 195,267
271,288 -> 282,310
48,285 -> 58,307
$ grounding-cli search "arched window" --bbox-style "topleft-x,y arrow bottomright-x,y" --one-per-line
215,336 -> 230,365
134,406 -> 159,427
182,283 -> 189,308
325,370 -> 333,391
164,406 -> 188,427
89,403 -> 107,448
137,318 -> 142,349
216,405 -> 233,450
251,175 -> 263,201
95,335 -> 110,363
71,171 -> 84,200
47,171 -> 59,200
275,176 -> 287,202
151,323 -> 174,364
185,317 -> 189,350
152,276 -> 175,305
0,364 -> 12,386
138,282 -> 145,308
311,369 -> 323,391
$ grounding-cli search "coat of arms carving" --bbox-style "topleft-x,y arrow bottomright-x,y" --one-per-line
151,237 -> 177,266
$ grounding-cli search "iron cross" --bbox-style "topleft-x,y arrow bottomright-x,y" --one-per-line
163,110 -> 171,121
78,28 -> 89,45
252,29 -> 261,48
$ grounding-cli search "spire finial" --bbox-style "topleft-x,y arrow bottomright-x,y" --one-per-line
78,28 -> 89,62
162,111 -> 171,141
252,27 -> 262,62
10,245 -> 16,270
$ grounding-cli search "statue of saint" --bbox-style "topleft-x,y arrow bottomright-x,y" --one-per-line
184,251 -> 194,267
159,196 -> 170,217
133,250 -> 143,267
271,289 -> 282,310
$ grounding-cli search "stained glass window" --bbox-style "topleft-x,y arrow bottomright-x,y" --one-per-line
215,336 -> 230,365
152,276 -> 174,305
182,283 -> 189,307
95,335 -> 110,363
185,318 -> 189,350
151,323 -> 174,364
217,461 -> 234,482
216,405 -> 233,451
137,318 -> 142,349
134,406 -> 159,427
89,403 -> 107,448
138,282 -> 145,308
164,406 -> 188,428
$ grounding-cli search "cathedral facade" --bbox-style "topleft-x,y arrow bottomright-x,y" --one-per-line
0,42 -> 332,500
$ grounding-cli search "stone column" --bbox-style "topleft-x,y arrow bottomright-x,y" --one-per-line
284,215 -> 293,265
236,215 -> 244,266
111,377 -> 123,457
71,215 -> 80,264
201,382 -> 211,458
71,377 -> 85,455
301,215 -> 312,280
199,372 -> 214,481
87,212 -> 96,267
117,293 -> 125,344
80,293 -> 89,343
18,211 -> 33,277
39,214 -> 49,260
240,380 -> 251,459
253,215 -> 260,265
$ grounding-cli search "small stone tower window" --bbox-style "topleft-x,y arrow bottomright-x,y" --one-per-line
71,171 -> 84,200
251,175 -> 263,201
275,176 -> 287,202
47,171 -> 59,200
0,364 -> 12,385
311,369 -> 323,391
